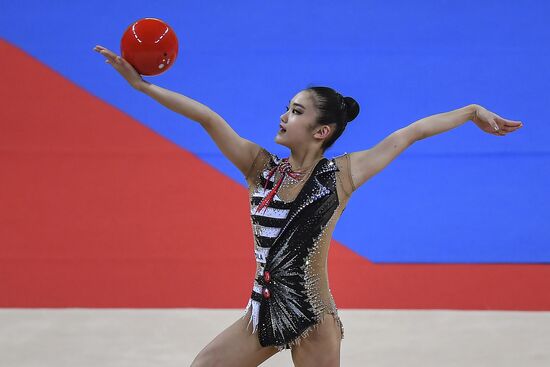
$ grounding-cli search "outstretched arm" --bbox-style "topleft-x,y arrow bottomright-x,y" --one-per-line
93,45 -> 260,177
348,104 -> 523,190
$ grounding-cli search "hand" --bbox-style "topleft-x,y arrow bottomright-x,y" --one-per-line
93,45 -> 146,90
472,104 -> 523,136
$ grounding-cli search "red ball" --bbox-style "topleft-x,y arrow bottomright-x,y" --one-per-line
120,18 -> 179,76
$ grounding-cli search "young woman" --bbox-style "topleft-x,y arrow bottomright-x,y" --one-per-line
94,45 -> 523,367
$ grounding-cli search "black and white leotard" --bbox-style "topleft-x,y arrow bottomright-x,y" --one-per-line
241,146 -> 357,351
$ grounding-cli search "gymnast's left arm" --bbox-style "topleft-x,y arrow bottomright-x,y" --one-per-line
347,104 -> 524,191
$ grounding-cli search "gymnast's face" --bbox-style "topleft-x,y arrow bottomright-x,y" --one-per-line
275,90 -> 327,149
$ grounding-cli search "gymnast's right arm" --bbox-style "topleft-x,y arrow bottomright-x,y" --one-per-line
93,45 -> 261,177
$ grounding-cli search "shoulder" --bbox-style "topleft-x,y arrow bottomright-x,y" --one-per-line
245,146 -> 279,184
330,152 -> 349,171
329,152 -> 357,196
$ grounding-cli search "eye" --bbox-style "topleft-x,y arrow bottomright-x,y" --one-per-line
284,106 -> 302,114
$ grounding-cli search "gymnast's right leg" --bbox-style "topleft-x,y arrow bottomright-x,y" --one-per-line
190,307 -> 281,367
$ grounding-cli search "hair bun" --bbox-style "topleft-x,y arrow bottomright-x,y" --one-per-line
343,96 -> 360,123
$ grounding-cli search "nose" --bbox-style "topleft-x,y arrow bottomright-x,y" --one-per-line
280,111 -> 288,122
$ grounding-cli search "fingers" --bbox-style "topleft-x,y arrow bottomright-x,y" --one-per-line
498,116 -> 523,127
500,124 -> 522,132
491,125 -> 521,136
489,128 -> 506,136
496,118 -> 523,135
491,116 -> 524,136
117,56 -> 131,67
93,45 -> 120,63
94,45 -> 112,56
94,45 -> 128,67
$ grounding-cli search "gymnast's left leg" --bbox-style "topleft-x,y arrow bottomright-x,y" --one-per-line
190,307 -> 280,367
290,312 -> 343,367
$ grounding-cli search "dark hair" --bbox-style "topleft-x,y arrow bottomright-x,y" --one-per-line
305,86 -> 360,152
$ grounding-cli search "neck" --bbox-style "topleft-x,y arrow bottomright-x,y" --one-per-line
287,148 -> 324,172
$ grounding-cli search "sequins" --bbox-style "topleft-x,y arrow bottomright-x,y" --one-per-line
253,224 -> 281,238
241,154 -> 346,350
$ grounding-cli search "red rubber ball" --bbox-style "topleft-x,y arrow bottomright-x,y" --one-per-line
120,18 -> 179,76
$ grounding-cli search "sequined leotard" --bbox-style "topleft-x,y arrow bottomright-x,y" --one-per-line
241,146 -> 357,351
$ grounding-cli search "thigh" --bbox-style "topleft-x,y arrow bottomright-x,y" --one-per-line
190,307 -> 281,367
290,312 -> 343,367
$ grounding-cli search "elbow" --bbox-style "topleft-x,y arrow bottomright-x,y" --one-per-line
198,107 -> 219,127
413,122 -> 428,141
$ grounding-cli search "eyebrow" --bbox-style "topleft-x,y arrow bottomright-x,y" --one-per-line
288,100 -> 306,109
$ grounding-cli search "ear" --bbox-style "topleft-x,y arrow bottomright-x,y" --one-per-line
313,124 -> 332,140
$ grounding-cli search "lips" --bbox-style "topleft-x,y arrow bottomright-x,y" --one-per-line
279,124 -> 286,133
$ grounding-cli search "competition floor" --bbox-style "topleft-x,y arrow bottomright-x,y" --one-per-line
2,4 -> 550,367
2,309 -> 549,366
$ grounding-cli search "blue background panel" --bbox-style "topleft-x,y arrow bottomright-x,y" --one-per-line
2,0 -> 548,263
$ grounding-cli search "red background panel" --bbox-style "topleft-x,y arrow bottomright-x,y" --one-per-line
1,40 -> 549,310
